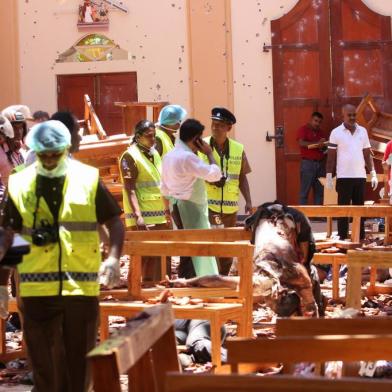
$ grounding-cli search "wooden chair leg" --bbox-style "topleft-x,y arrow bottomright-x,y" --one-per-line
332,258 -> 340,300
129,350 -> 157,392
326,217 -> 332,238
100,312 -> 110,341
209,316 -> 222,369
346,265 -> 362,309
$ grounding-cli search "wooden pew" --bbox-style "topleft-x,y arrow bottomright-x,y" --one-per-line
100,239 -> 254,369
166,374 -> 392,392
276,317 -> 392,375
88,303 -> 179,392
346,250 -> 392,309
226,334 -> 392,373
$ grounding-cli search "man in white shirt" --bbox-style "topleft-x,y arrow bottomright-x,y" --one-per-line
161,119 -> 222,277
325,104 -> 378,240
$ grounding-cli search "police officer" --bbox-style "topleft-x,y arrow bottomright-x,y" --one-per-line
201,107 -> 252,274
120,120 -> 171,281
155,104 -> 187,157
0,120 -> 124,392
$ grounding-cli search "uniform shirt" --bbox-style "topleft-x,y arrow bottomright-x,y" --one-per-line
210,138 -> 252,177
120,144 -> 156,187
297,124 -> 325,161
3,176 -> 122,231
161,139 -> 221,200
329,123 -> 371,178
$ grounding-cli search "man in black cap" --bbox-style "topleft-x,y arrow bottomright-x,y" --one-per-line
199,107 -> 253,275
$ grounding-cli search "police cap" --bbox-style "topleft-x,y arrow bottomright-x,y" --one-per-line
211,107 -> 236,125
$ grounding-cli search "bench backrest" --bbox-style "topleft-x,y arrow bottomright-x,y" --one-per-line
88,303 -> 179,392
166,374 -> 392,392
226,335 -> 392,372
276,317 -> 392,337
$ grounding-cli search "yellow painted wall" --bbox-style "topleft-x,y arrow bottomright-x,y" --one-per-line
0,0 -> 20,108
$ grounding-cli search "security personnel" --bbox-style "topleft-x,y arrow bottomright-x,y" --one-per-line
0,120 -> 124,392
120,120 -> 171,280
155,104 -> 187,157
201,107 -> 252,274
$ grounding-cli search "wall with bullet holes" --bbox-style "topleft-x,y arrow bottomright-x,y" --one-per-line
9,0 -> 392,206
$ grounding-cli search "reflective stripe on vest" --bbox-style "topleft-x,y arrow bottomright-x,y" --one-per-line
120,145 -> 166,227
202,137 -> 244,214
156,128 -> 174,157
8,160 -> 101,298
20,272 -> 98,283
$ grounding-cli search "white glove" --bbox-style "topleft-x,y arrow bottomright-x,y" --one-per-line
371,170 -> 378,191
99,256 -> 121,289
0,286 -> 9,320
326,173 -> 334,190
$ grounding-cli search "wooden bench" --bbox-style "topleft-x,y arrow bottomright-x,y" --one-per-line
100,239 -> 254,369
166,374 -> 392,392
88,303 -> 179,392
226,334 -> 392,373
346,250 -> 392,309
292,205 -> 392,298
276,316 -> 392,375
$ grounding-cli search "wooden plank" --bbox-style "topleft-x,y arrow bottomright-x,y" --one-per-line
124,241 -> 254,258
226,335 -> 392,364
291,205 -> 392,218
88,304 -> 175,374
346,264 -> 362,310
89,353 -> 121,392
276,317 -> 392,337
124,228 -> 251,242
166,374 -> 392,392
347,250 -> 392,266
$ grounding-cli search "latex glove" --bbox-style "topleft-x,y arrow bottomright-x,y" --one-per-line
326,173 -> 334,190
99,256 -> 121,289
0,286 -> 9,320
371,170 -> 378,191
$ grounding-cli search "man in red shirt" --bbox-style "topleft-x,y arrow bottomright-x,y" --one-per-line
383,140 -> 392,201
297,112 -> 326,205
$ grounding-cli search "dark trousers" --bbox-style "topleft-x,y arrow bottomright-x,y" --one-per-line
299,159 -> 324,205
336,178 -> 366,240
174,319 -> 227,363
21,296 -> 99,392
208,210 -> 237,275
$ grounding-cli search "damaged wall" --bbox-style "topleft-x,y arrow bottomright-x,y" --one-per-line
17,0 -> 190,115
9,0 -> 392,206
0,0 -> 20,108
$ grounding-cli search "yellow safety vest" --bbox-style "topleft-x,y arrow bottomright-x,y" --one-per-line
201,137 -> 244,214
120,144 -> 166,227
155,128 -> 174,157
8,160 -> 101,297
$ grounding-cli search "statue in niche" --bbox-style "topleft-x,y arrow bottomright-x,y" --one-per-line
78,0 -> 109,26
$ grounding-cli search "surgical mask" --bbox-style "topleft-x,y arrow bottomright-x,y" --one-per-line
36,156 -> 69,178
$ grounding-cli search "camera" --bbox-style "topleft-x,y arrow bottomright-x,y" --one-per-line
212,176 -> 227,188
32,220 -> 58,247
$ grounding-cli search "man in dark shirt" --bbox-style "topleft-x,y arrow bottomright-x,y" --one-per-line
297,112 -> 326,205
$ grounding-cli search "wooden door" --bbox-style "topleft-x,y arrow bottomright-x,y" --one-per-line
271,0 -> 392,204
330,0 -> 392,121
57,72 -> 138,135
271,0 -> 332,204
57,74 -> 95,120
96,72 -> 138,134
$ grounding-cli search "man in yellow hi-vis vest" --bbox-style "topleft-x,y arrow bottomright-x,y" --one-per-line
120,120 -> 171,281
201,107 -> 253,275
155,104 -> 187,157
0,120 -> 124,392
